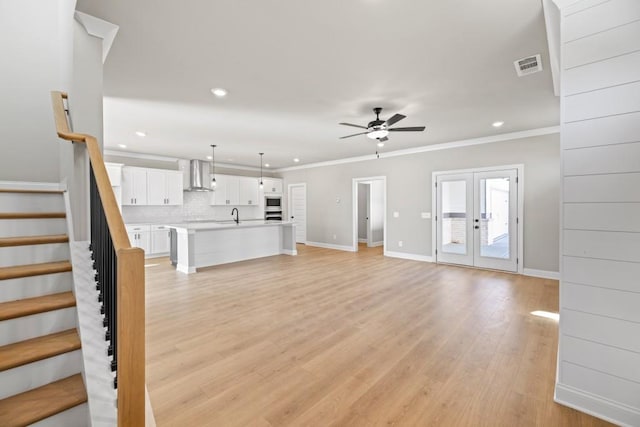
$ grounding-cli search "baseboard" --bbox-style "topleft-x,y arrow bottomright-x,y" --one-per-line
370,241 -> 383,247
555,383 -> 640,427
358,238 -> 367,243
306,241 -> 356,252
0,180 -> 65,191
384,251 -> 433,263
523,268 -> 560,280
281,249 -> 297,256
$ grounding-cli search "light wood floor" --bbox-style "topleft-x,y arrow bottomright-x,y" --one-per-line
145,244 -> 612,426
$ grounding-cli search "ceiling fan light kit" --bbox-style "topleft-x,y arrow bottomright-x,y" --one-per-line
339,107 -> 425,142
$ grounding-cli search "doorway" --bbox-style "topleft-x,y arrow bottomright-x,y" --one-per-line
433,166 -> 523,273
352,176 -> 386,252
288,183 -> 307,244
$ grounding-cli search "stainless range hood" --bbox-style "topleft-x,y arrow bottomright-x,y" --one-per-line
185,159 -> 212,192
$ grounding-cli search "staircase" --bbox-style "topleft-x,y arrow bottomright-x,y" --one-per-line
0,185 -> 88,426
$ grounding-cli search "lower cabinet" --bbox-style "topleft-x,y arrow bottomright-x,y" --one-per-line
126,225 -> 151,254
150,225 -> 171,254
126,224 -> 170,257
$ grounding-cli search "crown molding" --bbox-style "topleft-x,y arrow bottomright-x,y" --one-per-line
74,11 -> 119,63
275,126 -> 560,173
103,149 -> 263,172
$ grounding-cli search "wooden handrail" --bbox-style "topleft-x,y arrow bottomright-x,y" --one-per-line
50,91 -> 130,251
50,91 -> 145,426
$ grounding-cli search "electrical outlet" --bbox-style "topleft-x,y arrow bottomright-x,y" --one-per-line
393,211 -> 399,218
333,234 -> 337,240
398,241 -> 403,247
336,197 -> 341,204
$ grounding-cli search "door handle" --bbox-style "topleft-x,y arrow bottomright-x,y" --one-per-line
474,226 -> 479,229
475,219 -> 479,222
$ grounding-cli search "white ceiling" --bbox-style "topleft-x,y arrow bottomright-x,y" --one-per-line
77,0 -> 559,169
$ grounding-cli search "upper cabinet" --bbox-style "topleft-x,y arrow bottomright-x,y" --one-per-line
262,177 -> 283,194
239,176 -> 260,206
147,169 -> 183,206
122,167 -> 148,206
122,167 -> 183,206
211,175 -> 260,206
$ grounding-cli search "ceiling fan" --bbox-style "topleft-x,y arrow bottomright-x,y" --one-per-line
339,107 -> 426,143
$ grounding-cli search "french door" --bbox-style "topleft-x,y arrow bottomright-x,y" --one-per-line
436,169 -> 518,272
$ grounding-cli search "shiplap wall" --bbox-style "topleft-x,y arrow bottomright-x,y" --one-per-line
556,1 -> 640,425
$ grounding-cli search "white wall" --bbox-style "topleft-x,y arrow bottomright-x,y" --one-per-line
555,1 -> 640,425
0,0 -> 77,182
279,133 -> 560,272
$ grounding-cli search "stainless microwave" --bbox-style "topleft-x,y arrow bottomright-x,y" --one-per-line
265,196 -> 282,211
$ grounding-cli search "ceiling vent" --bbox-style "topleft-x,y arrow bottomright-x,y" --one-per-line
514,54 -> 543,77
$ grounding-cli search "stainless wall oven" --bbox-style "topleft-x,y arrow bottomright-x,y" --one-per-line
265,196 -> 282,221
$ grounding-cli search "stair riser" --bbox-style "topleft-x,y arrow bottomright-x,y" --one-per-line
0,219 -> 67,237
0,192 -> 64,213
0,243 -> 70,268
29,402 -> 89,427
0,350 -> 82,399
0,272 -> 72,303
0,307 -> 76,346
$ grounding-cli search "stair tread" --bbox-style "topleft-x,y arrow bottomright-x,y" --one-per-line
0,329 -> 80,372
0,212 -> 66,219
0,374 -> 87,427
0,189 -> 63,194
0,292 -> 76,321
0,261 -> 72,280
0,234 -> 69,247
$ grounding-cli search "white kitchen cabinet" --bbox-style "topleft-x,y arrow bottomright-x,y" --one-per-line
147,170 -> 183,206
262,177 -> 283,194
126,224 -> 151,253
150,225 -> 171,254
105,162 -> 123,186
212,174 -> 241,206
239,176 -> 260,206
122,167 -> 148,205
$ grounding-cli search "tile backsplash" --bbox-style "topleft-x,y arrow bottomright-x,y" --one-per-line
122,192 -> 263,224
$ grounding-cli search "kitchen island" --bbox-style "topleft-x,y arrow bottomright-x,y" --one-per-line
167,220 -> 297,274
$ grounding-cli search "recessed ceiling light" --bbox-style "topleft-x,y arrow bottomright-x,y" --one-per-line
293,158 -> 300,163
377,142 -> 385,147
492,121 -> 504,128
135,131 -> 146,137
206,155 -> 213,160
118,144 -> 127,149
211,88 -> 228,98
265,163 -> 270,168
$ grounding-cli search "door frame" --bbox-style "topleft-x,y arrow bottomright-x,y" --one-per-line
287,183 -> 307,244
431,164 -> 524,274
352,176 -> 387,252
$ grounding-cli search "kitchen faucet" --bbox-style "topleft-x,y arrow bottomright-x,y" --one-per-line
231,208 -> 239,224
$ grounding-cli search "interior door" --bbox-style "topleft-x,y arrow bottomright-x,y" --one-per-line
436,173 -> 474,266
289,185 -> 307,243
436,169 -> 518,272
473,170 -> 517,272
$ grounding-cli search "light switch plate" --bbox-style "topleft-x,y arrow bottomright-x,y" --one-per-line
421,212 -> 431,219
393,212 -> 399,218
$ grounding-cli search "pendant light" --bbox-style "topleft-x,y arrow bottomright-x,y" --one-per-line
210,144 -> 217,188
259,153 -> 264,189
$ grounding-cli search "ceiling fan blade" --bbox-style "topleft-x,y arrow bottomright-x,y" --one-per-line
339,122 -> 368,129
389,126 -> 426,132
385,114 -> 406,127
339,131 -> 369,139
378,137 -> 389,142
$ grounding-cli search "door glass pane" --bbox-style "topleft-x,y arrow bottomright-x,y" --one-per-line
479,177 -> 510,259
441,180 -> 467,255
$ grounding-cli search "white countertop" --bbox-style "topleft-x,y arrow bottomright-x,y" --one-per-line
167,220 -> 293,231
